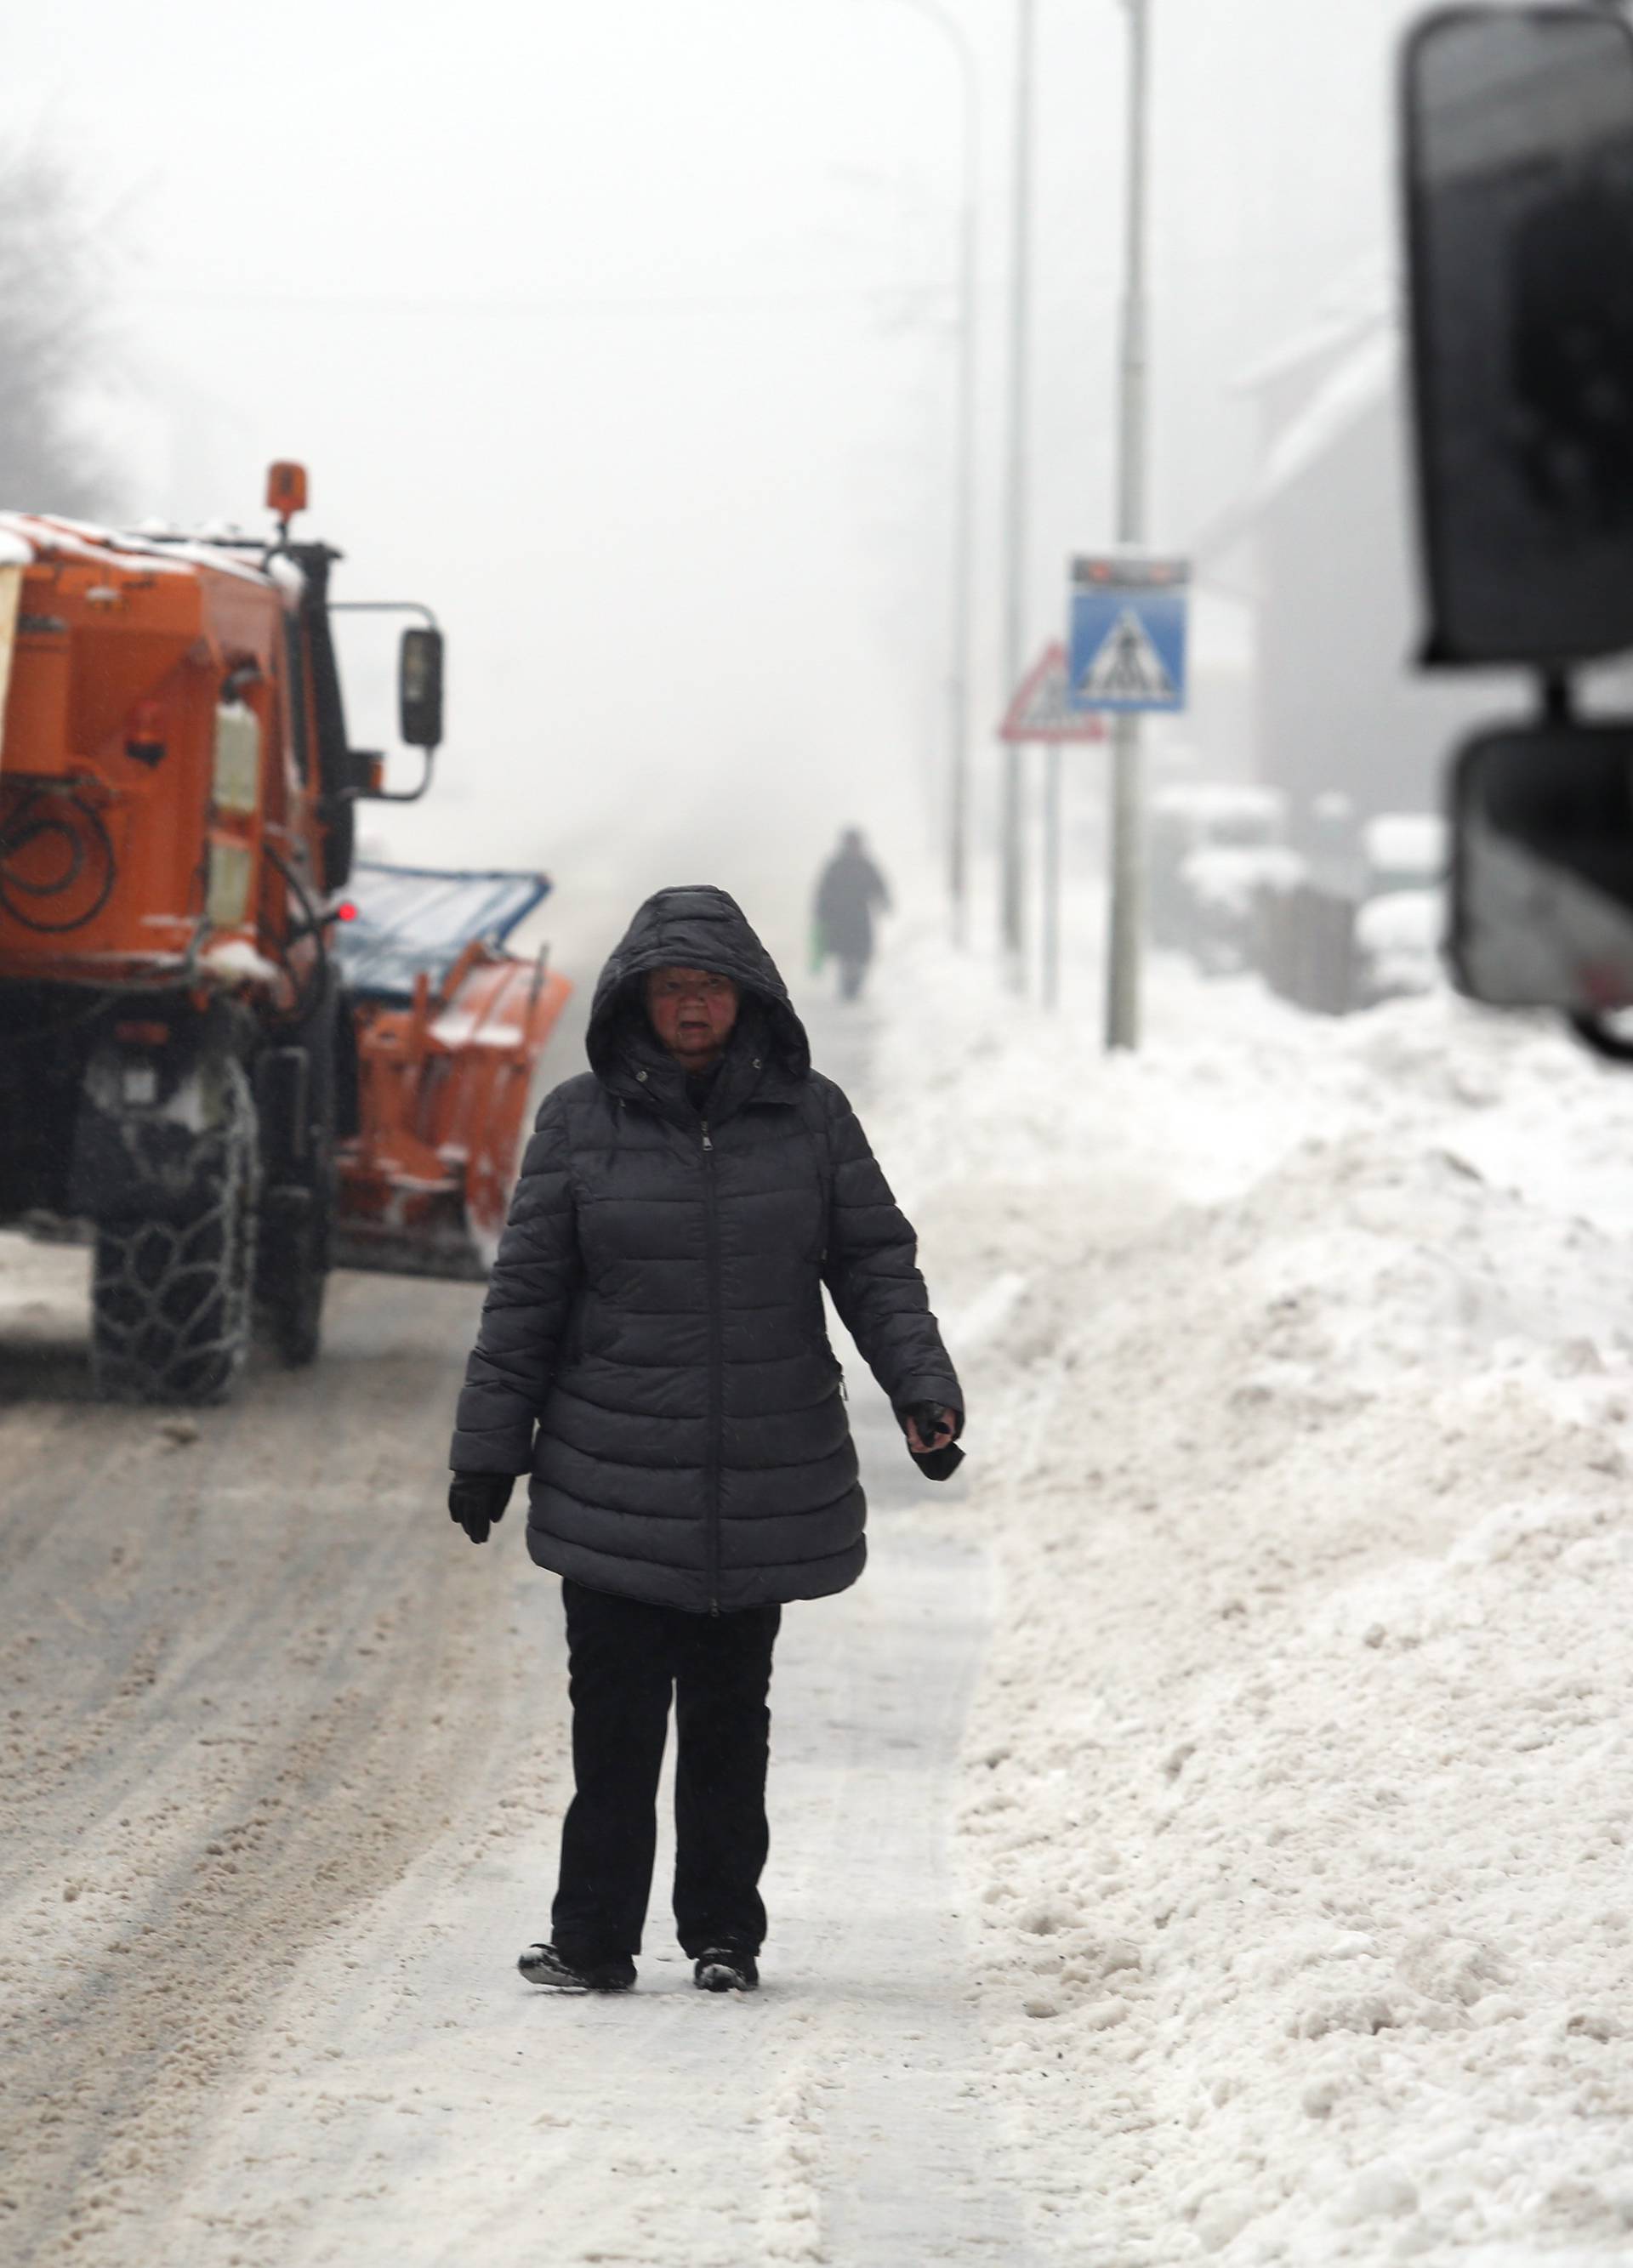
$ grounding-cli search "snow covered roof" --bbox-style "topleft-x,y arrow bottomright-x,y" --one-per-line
0,512 -> 276,588
1364,812 -> 1449,883
1193,326 -> 1398,566
1152,782 -> 1288,842
1232,257 -> 1393,395
1354,884 -> 1444,953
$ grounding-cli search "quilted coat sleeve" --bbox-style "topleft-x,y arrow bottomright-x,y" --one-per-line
448,1088 -> 583,1474
819,1081 -> 963,1420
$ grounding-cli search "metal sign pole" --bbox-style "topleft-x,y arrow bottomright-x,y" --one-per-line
949,43 -> 979,949
1001,0 -> 1037,992
1043,741 -> 1063,1009
1105,0 -> 1152,1052
1000,635 -> 1107,1012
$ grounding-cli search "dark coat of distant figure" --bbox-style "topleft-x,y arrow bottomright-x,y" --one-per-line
450,884 -> 960,1614
815,833 -> 891,969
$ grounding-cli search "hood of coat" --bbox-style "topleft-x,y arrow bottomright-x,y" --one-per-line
586,885 -> 811,1106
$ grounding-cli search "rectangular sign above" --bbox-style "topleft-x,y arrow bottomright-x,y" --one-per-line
1068,554 -> 1190,713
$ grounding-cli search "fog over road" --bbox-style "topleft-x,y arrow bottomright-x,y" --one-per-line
0,981 -> 1032,2266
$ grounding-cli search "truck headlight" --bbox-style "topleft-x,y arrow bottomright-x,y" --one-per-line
207,841 -> 253,929
213,705 -> 260,815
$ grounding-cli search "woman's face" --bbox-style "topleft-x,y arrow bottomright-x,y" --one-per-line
646,966 -> 739,1066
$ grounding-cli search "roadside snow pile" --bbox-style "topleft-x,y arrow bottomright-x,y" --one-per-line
886,937 -> 1633,2265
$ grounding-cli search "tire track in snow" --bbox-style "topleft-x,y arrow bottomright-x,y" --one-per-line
0,1265 -> 524,2265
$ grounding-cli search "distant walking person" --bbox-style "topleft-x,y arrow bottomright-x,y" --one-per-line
814,827 -> 890,1001
447,885 -> 963,1997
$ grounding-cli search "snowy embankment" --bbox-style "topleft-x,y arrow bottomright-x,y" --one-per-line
882,940 -> 1633,2265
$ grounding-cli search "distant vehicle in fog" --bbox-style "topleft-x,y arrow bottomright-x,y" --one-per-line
1162,787 -> 1448,1015
1362,812 -> 1447,900
1352,811 -> 1448,1007
1148,782 -> 1294,972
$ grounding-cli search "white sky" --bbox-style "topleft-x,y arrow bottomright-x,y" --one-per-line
2,0 -> 1425,929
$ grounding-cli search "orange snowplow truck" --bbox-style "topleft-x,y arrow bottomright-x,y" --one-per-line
0,465 -> 571,1403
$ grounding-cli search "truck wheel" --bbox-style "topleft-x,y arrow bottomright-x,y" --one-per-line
91,1059 -> 260,1405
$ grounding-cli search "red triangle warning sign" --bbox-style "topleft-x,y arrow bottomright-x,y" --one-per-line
999,641 -> 1107,744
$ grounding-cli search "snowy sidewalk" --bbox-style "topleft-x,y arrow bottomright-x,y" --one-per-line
151,1508 -> 1034,2267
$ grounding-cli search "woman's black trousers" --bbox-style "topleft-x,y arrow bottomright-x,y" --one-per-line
551,1579 -> 781,1964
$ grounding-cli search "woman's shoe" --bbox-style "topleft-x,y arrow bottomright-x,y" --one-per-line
518,1942 -> 636,1992
693,1947 -> 759,1993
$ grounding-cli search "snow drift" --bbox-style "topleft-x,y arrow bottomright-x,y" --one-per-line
884,941 -> 1633,2265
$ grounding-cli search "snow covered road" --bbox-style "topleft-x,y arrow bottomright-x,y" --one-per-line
13,922 -> 1633,2266
0,981 -> 1036,2267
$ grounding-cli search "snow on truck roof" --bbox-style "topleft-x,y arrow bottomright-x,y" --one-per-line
0,512 -> 287,590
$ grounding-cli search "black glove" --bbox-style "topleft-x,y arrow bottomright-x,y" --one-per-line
449,1471 -> 515,1545
904,1402 -> 964,1484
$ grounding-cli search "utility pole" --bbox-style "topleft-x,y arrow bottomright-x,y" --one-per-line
949,82 -> 977,949
1105,0 -> 1152,1051
892,0 -> 980,952
1042,739 -> 1062,1007
1000,0 -> 1036,991
873,0 -> 980,948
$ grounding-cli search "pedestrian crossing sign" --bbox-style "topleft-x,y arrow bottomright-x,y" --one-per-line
998,641 -> 1107,743
1068,554 -> 1190,713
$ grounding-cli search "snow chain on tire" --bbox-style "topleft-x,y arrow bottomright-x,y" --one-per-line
91,1058 -> 261,1406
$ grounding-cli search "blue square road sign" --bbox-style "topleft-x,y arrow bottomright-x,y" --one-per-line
1068,554 -> 1189,713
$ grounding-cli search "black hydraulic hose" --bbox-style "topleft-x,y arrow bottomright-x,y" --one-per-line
3,812 -> 85,896
0,787 -> 117,935
262,842 -> 331,1026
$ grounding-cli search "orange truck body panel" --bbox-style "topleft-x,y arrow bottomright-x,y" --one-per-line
0,518 -> 308,989
0,509 -> 567,1299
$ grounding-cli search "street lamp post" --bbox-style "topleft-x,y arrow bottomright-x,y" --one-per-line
1105,0 -> 1152,1051
880,0 -> 980,948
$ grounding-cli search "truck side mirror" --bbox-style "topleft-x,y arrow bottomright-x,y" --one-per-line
1450,723 -> 1633,1010
399,626 -> 444,750
1403,6 -> 1633,666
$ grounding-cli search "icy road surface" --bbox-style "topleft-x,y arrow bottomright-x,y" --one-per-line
0,991 -> 1035,2267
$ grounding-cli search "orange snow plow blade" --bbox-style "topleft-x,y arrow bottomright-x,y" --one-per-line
331,864 -> 572,1281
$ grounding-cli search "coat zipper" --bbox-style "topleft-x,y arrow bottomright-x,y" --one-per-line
700,1118 -> 722,1614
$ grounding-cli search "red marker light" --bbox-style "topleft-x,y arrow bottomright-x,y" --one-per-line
125,697 -> 166,769
337,901 -> 359,923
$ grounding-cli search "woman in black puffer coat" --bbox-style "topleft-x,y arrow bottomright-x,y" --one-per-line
447,884 -> 962,1994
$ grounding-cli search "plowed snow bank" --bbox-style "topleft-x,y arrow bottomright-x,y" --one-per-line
896,947 -> 1633,2265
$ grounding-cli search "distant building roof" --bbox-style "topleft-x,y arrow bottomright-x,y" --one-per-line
1195,323 -> 1397,566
